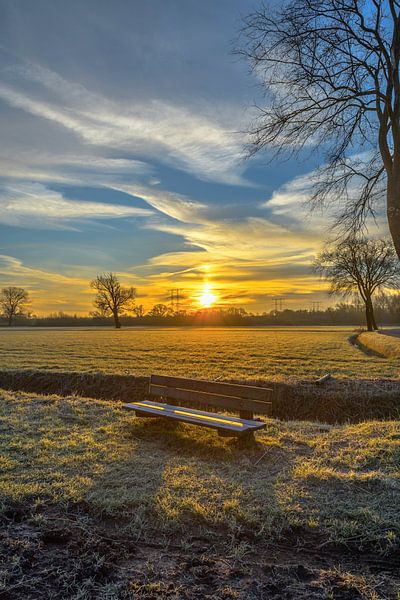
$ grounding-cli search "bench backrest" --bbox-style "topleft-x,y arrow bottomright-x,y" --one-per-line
149,374 -> 272,418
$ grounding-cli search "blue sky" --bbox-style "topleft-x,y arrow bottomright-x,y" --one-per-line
0,0 -> 335,314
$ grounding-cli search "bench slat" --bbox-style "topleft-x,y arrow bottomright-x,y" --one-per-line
123,401 -> 266,434
150,375 -> 272,403
140,400 -> 260,424
149,384 -> 271,415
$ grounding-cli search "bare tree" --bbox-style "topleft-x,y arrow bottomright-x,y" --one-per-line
0,287 -> 30,326
314,238 -> 400,330
90,273 -> 135,329
239,0 -> 400,256
147,303 -> 172,318
133,304 -> 145,318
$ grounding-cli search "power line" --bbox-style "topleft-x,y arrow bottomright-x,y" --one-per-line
273,297 -> 286,312
311,301 -> 321,312
168,288 -> 183,312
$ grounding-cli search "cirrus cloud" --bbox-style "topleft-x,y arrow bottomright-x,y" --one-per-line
0,182 -> 153,230
0,62 -> 250,185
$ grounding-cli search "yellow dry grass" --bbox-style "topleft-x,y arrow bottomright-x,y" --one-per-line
1,326 -> 400,380
358,331 -> 400,359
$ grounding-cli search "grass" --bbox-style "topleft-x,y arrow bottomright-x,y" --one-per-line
1,388 -> 399,598
1,326 -> 400,380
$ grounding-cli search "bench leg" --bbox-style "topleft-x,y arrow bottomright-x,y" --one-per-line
239,410 -> 254,420
217,429 -> 257,444
135,410 -> 154,418
238,430 -> 256,446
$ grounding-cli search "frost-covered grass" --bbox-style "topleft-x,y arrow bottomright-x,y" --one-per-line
1,389 -> 399,552
1,389 -> 399,598
1,326 -> 400,380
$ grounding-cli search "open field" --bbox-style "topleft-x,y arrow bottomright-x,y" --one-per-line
1,326 -> 400,381
1,389 -> 399,599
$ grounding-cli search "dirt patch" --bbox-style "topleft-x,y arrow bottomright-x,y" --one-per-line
1,368 -> 400,423
0,501 -> 399,599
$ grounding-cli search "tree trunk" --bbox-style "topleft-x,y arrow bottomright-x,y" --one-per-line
7,315 -> 12,327
364,303 -> 373,331
371,307 -> 378,331
387,177 -> 400,261
113,310 -> 121,329
364,295 -> 378,332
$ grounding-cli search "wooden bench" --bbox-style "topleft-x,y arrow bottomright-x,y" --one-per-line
123,374 -> 273,439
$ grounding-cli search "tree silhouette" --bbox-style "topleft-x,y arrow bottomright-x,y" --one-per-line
0,287 -> 29,326
90,273 -> 135,329
239,0 -> 400,256
133,304 -> 145,318
147,303 -> 172,318
314,238 -> 400,331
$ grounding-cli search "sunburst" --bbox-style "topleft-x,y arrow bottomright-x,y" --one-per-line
198,288 -> 216,308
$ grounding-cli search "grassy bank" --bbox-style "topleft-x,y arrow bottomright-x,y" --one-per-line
1,368 -> 400,423
357,331 -> 400,359
1,389 -> 399,598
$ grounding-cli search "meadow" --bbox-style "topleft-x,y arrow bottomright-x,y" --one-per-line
1,389 -> 399,598
1,326 -> 400,381
2,326 -> 400,598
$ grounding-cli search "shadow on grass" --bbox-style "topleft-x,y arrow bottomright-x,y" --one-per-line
84,412 -> 286,550
126,415 -> 262,458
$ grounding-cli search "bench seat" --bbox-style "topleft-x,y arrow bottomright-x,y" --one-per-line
123,400 -> 266,436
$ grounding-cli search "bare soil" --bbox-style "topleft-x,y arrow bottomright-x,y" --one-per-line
1,501 -> 399,599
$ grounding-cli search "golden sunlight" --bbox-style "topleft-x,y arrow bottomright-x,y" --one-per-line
198,287 -> 217,308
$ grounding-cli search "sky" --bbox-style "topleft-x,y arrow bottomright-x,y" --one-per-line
0,0 -> 351,315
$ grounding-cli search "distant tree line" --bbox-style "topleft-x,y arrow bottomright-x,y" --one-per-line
2,295 -> 400,328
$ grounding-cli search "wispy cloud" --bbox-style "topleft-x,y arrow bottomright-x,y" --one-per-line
0,6 -> 338,315
115,183 -> 319,261
263,160 -> 388,236
113,183 -> 209,223
0,182 -> 152,230
0,62 -> 249,185
0,152 -> 152,186
111,183 -> 327,308
0,254 -> 93,312
0,165 -> 332,311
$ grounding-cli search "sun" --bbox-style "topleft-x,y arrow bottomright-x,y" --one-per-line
198,289 -> 216,308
